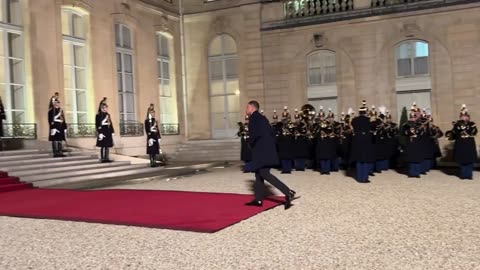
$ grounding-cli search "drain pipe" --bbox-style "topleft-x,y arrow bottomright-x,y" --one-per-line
179,0 -> 189,139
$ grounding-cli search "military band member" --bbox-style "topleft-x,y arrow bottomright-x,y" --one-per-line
277,106 -> 295,174
350,101 -> 375,183
145,104 -> 161,167
422,110 -> 443,172
402,104 -> 423,178
373,106 -> 390,172
446,104 -> 478,180
238,114 -> 252,168
314,107 -> 337,175
385,111 -> 399,169
339,109 -> 354,170
96,97 -> 115,163
293,106 -> 313,171
48,96 -> 67,157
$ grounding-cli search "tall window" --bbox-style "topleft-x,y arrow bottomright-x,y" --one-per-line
115,24 -> 136,122
0,0 -> 25,123
62,8 -> 88,124
307,50 -> 337,118
157,33 -> 178,125
396,40 -> 429,77
395,40 -> 431,120
208,34 -> 239,139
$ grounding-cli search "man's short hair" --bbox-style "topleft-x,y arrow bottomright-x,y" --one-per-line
248,100 -> 260,110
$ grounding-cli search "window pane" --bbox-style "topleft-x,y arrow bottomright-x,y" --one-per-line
397,59 -> 411,77
0,84 -> 5,100
308,54 -> 322,69
209,36 -> 222,56
0,32 -> 4,57
162,61 -> 169,79
210,80 -> 224,96
115,24 -> 121,47
64,89 -> 74,112
414,57 -> 428,75
308,68 -> 322,85
77,112 -> 87,124
222,35 -> 237,55
75,68 -> 86,89
118,93 -> 125,114
226,80 -> 239,95
157,60 -> 162,78
397,43 -> 410,59
7,0 -> 23,26
160,80 -> 171,97
10,85 -> 24,110
210,96 -> 225,113
64,66 -> 72,88
209,60 -> 223,80
324,66 -> 336,83
8,32 -> 23,59
125,94 -> 135,114
122,26 -> 132,49
123,54 -> 132,73
227,112 -> 239,129
9,59 -> 23,84
72,14 -> 85,39
61,11 -> 71,36
211,113 -> 225,129
116,52 -> 122,72
63,43 -> 72,66
0,58 -> 5,83
227,94 -> 239,113
415,42 -> 429,57
225,59 -> 237,78
76,90 -> 87,112
73,45 -> 85,67
12,110 -> 25,123
117,73 -> 123,92
158,35 -> 169,57
125,74 -> 134,92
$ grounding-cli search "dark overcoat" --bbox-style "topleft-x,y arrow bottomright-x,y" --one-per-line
248,111 -> 280,171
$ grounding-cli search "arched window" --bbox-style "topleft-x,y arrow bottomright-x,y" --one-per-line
208,34 -> 239,139
307,50 -> 337,118
0,0 -> 25,123
395,40 -> 431,120
62,7 -> 89,124
157,33 -> 178,130
115,24 -> 136,123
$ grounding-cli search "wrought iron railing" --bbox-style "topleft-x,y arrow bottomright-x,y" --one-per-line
160,123 -> 180,136
2,123 -> 37,139
371,0 -> 426,7
284,0 -> 354,18
67,123 -> 97,138
120,121 -> 145,137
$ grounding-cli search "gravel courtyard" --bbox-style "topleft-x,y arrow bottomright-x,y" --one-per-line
1,166 -> 480,270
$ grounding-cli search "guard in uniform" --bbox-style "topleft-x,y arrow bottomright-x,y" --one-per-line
48,96 -> 67,157
0,96 -> 6,141
446,104 -> 478,180
385,111 -> 399,169
373,106 -> 390,172
96,97 -> 115,163
238,114 -> 252,167
145,104 -> 161,167
277,106 -> 295,174
402,104 -> 423,178
314,107 -> 337,175
338,110 -> 354,170
293,105 -> 315,171
423,110 -> 443,172
350,101 -> 375,183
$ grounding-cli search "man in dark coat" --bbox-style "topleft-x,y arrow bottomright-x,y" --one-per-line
244,101 -> 296,210
447,104 -> 478,180
350,101 -> 375,183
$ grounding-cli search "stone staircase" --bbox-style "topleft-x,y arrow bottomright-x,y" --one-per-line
0,149 -> 165,189
169,139 -> 241,162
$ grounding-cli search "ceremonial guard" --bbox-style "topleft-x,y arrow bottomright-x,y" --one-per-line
48,95 -> 67,157
293,105 -> 315,171
446,104 -> 478,180
385,111 -> 399,168
338,110 -> 354,170
0,96 -> 5,141
373,106 -> 390,172
96,97 -> 115,163
277,106 -> 295,174
423,110 -> 443,172
402,103 -> 423,178
314,107 -> 337,175
145,104 -> 162,167
238,114 -> 251,167
350,101 -> 375,183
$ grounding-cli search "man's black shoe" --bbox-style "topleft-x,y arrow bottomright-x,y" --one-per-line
245,200 -> 262,207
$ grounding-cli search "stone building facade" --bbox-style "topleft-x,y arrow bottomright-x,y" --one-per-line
3,0 -> 480,156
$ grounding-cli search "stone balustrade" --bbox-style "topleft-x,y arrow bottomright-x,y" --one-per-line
284,0 -> 354,18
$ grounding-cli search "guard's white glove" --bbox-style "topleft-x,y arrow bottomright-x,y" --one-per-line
64,130 -> 68,138
158,139 -> 161,144
98,133 -> 105,141
50,129 -> 59,136
148,138 -> 154,146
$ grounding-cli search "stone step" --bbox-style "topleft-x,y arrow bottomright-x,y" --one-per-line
0,155 -> 93,168
35,166 -> 167,189
23,164 -> 145,183
182,139 -> 239,145
0,151 -> 85,162
11,161 -> 131,178
1,159 -> 100,172
0,149 -> 42,157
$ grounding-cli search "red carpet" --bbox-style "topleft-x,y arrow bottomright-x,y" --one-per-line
0,189 -> 283,233
0,172 -> 34,193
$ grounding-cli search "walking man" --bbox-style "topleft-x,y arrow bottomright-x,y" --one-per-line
244,101 -> 297,210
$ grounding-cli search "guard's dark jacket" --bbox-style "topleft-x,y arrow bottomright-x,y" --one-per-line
451,120 -> 478,164
0,99 -> 5,137
350,115 -> 375,162
402,120 -> 424,163
145,118 -> 161,155
48,107 -> 67,142
248,110 -> 279,171
276,122 -> 295,160
314,121 -> 337,160
293,122 -> 311,159
237,122 -> 252,162
96,112 -> 115,148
